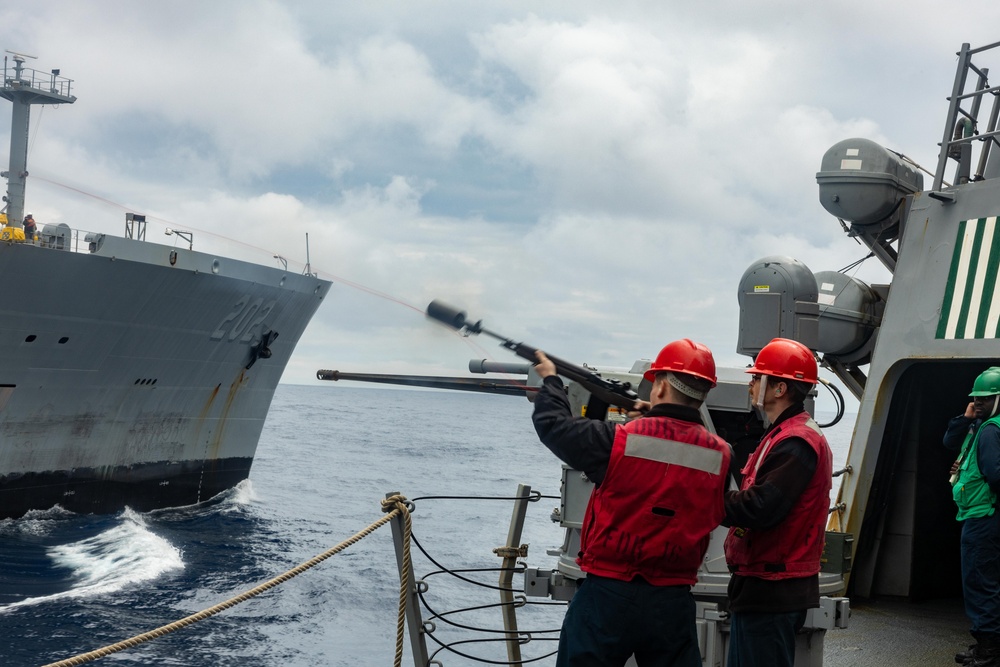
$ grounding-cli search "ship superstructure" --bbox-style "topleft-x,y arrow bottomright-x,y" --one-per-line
803,41 -> 1000,601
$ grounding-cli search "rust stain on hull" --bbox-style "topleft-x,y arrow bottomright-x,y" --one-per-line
205,370 -> 249,466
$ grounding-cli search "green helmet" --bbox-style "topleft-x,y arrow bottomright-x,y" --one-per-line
969,367 -> 1000,397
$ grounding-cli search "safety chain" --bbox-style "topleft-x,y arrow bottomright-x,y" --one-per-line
40,495 -> 414,667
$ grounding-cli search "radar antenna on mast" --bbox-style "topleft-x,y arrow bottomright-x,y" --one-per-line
4,50 -> 38,61
1,52 -> 76,230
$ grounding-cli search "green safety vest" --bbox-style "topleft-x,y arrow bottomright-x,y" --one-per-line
952,414 -> 1000,521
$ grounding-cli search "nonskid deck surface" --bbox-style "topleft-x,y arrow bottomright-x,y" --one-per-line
824,597 -> 967,665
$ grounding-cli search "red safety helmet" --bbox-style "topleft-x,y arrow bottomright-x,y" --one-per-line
643,339 -> 717,386
746,338 -> 818,384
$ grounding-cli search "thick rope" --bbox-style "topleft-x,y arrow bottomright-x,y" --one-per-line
41,495 -> 413,667
392,496 -> 413,667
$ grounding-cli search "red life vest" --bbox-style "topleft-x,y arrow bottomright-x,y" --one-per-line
724,411 -> 833,580
578,414 -> 731,586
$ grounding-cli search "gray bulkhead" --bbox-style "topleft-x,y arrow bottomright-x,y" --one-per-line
837,183 -> 1000,599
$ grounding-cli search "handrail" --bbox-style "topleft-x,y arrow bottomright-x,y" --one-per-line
2,61 -> 74,98
933,42 -> 1000,190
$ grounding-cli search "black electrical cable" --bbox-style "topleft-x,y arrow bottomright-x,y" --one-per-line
816,377 -> 845,428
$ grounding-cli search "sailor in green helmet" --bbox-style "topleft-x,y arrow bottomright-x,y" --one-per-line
945,367 -> 1000,667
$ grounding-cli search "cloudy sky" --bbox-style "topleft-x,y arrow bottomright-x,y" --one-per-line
1,2 -> 998,412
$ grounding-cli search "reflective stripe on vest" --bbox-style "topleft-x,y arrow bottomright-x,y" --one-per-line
624,433 -> 725,475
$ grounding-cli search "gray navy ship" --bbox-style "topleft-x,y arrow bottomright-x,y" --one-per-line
0,53 -> 331,519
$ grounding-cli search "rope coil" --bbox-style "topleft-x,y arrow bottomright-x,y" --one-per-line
41,495 -> 413,667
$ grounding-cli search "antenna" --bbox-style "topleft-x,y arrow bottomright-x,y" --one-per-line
304,232 -> 313,277
4,50 -> 37,61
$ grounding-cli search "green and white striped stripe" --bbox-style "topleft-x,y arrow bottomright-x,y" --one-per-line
937,216 -> 1000,339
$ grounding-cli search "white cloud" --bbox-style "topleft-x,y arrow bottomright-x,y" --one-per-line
0,0 -> 996,393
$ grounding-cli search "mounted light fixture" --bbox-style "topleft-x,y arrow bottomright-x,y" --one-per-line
164,228 -> 193,250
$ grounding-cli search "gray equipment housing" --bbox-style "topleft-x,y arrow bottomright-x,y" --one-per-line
737,256 -> 819,356
814,270 -> 882,365
816,138 -> 923,228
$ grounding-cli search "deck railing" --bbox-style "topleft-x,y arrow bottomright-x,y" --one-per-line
1,60 -> 74,98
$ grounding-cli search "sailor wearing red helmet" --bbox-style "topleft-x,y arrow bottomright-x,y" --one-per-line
532,340 -> 731,667
724,338 -> 833,667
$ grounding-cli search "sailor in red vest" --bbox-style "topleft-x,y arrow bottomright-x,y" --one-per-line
532,340 -> 731,667
724,338 -> 833,667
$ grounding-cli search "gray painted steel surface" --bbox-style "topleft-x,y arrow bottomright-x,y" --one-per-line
0,235 -> 330,517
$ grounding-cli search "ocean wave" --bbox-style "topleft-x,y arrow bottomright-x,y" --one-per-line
0,508 -> 184,612
0,505 -> 79,538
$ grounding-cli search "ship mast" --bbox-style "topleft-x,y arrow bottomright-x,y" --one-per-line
0,51 -> 76,228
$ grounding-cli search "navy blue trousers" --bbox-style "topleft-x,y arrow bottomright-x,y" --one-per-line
557,574 -> 700,667
726,609 -> 805,667
961,511 -> 1000,639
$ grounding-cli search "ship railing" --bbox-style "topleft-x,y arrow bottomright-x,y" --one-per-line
19,222 -> 308,274
18,223 -> 89,253
23,224 -> 164,255
934,40 -> 1000,191
15,224 -> 121,254
1,61 -> 74,98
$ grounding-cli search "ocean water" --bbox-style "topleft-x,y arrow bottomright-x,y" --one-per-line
0,385 -> 852,666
